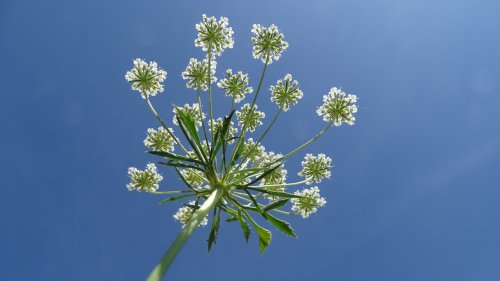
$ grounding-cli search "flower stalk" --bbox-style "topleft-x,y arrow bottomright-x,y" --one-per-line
146,188 -> 224,281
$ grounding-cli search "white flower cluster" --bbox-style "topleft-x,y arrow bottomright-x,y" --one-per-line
217,69 -> 253,103
317,87 -> 358,126
251,24 -> 289,64
298,153 -> 332,184
241,138 -> 266,162
124,14 -> 359,248
125,58 -> 167,98
143,127 -> 177,152
195,14 -> 234,56
182,58 -> 217,91
236,103 -> 265,132
291,186 -> 327,218
270,74 -> 303,111
127,163 -> 163,192
254,152 -> 287,200
173,201 -> 209,228
172,103 -> 206,127
209,117 -> 239,143
180,168 -> 205,188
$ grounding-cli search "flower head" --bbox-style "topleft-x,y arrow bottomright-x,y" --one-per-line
254,152 -> 287,200
173,103 -> 205,127
125,58 -> 167,98
251,24 -> 288,64
173,201 -> 209,228
236,103 -> 265,132
127,163 -> 163,192
209,117 -> 238,143
298,154 -> 332,184
291,186 -> 326,218
182,58 -> 217,91
241,138 -> 266,162
217,69 -> 253,103
179,168 -> 206,188
270,74 -> 303,111
143,127 -> 177,152
195,14 -> 234,56
316,87 -> 358,126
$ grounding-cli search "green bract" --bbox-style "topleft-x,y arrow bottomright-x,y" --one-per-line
124,14 -> 359,281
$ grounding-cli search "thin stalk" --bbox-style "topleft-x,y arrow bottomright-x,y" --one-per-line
238,122 -> 335,173
145,96 -> 189,154
230,193 -> 291,215
281,122 -> 334,160
232,108 -> 282,173
246,178 -> 310,188
146,188 -> 224,281
207,51 -> 214,144
149,190 -> 193,195
230,98 -> 235,113
226,54 -> 270,176
197,89 -> 210,150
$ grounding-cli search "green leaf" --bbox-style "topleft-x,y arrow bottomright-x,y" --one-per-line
211,110 -> 235,161
175,115 -> 205,162
175,107 -> 203,149
158,193 -> 196,204
255,223 -> 272,254
238,214 -> 251,242
148,150 -> 204,165
263,213 -> 297,238
225,216 -> 239,222
241,209 -> 272,254
175,168 -> 196,192
246,187 -> 304,199
233,138 -> 245,163
159,160 -> 204,172
263,199 -> 289,212
207,208 -> 221,252
245,164 -> 282,186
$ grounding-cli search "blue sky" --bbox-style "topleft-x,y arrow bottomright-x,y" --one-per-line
1,0 -> 499,280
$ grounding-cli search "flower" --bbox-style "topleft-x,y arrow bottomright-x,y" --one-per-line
316,87 -> 358,126
254,152 -> 287,200
143,127 -> 177,152
209,117 -> 238,143
125,58 -> 167,98
182,58 -> 217,91
241,138 -> 266,162
291,186 -> 327,218
195,14 -> 234,56
236,103 -> 265,132
186,141 -> 211,162
298,154 -> 332,184
270,74 -> 303,111
173,103 -> 206,127
179,168 -> 206,188
127,163 -> 163,192
217,69 -> 253,103
251,24 -> 288,64
173,201 -> 209,228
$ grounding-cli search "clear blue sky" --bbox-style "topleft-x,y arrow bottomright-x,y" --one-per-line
1,0 -> 499,280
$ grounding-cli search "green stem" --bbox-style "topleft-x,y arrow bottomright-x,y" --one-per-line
146,188 -> 224,281
145,96 -> 189,154
226,55 -> 270,175
234,108 -> 282,172
149,190 -> 193,195
247,178 -> 309,188
207,52 -> 214,144
230,193 -> 291,215
281,122 -> 334,160
197,89 -> 210,150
